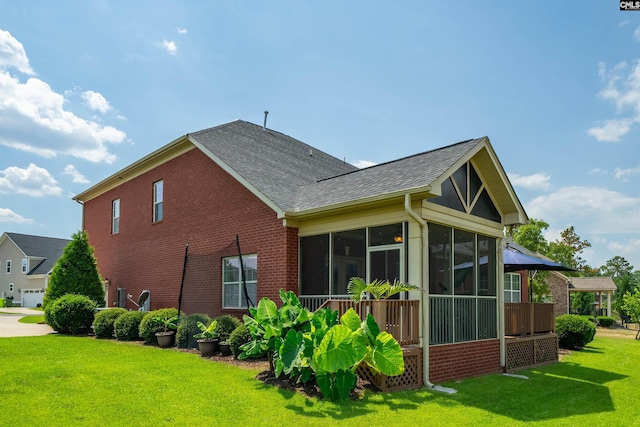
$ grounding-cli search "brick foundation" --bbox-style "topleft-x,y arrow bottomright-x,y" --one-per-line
428,339 -> 502,383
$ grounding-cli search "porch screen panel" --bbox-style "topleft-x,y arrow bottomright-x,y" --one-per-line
454,229 -> 474,296
300,235 -> 329,295
332,229 -> 366,295
429,224 -> 451,295
454,297 -> 476,342
478,235 -> 496,296
477,298 -> 497,339
430,296 -> 453,344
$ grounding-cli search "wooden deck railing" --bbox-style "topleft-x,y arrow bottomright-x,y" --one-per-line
504,303 -> 555,336
317,299 -> 420,346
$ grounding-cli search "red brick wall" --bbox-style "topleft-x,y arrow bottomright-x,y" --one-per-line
428,340 -> 502,383
82,148 -> 298,317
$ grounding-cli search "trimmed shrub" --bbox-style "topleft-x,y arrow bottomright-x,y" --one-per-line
44,294 -> 96,334
114,311 -> 146,341
556,314 -> 596,350
229,324 -> 252,357
597,316 -> 615,327
139,308 -> 180,345
176,313 -> 211,349
93,308 -> 127,338
214,315 -> 241,342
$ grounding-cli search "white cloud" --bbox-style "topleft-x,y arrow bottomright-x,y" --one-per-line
0,30 -> 126,164
353,160 -> 377,168
81,90 -> 111,114
62,164 -> 89,184
157,40 -> 177,55
614,165 -> 640,180
635,25 -> 640,41
525,186 -> 640,234
0,29 -> 34,74
0,163 -> 62,197
589,59 -> 640,142
0,207 -> 32,224
587,118 -> 633,142
508,172 -> 551,190
177,27 -> 187,35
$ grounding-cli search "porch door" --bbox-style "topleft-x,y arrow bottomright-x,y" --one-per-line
368,247 -> 403,298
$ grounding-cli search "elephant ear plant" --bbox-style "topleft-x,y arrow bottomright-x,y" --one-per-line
239,289 -> 405,401
347,277 -> 418,302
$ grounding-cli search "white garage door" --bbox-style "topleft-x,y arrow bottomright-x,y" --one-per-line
22,289 -> 44,307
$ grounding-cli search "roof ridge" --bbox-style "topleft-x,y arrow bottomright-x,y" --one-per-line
316,137 -> 484,183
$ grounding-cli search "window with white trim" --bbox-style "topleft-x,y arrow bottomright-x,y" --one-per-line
153,180 -> 163,222
222,254 -> 257,309
9,283 -> 14,292
5,260 -> 11,274
22,258 -> 27,273
504,273 -> 522,303
112,199 -> 120,234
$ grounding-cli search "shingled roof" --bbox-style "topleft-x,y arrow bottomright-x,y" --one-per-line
2,232 -> 70,275
76,119 -> 526,224
568,277 -> 617,292
189,120 -> 358,212
190,120 -> 487,213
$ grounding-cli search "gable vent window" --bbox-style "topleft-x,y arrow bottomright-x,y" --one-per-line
5,260 -> 11,274
153,180 -> 163,222
430,162 -> 501,223
22,258 -> 27,273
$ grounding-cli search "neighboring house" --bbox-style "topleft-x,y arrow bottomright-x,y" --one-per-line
73,119 -> 528,384
0,232 -> 71,307
568,276 -> 616,317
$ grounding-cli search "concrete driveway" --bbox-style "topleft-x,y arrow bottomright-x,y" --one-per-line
0,307 -> 54,337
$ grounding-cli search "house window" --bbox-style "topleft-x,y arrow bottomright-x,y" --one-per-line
504,273 -> 522,303
5,260 -> 11,274
8,283 -> 13,292
153,180 -> 163,222
112,199 -> 120,234
428,223 -> 498,345
222,254 -> 257,309
22,258 -> 27,273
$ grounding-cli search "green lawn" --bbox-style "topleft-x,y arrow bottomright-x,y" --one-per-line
2,334 -> 639,426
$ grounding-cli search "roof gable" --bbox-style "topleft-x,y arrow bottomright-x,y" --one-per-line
0,232 -> 70,275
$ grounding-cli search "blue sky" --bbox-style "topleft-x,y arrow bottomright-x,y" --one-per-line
0,1 -> 639,270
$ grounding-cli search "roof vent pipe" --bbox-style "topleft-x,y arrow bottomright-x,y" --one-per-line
263,111 -> 269,130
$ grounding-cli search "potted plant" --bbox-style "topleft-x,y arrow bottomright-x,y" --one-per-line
219,340 -> 232,356
194,320 -> 218,355
155,314 -> 179,348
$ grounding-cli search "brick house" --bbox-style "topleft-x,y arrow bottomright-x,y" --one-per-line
74,119 -> 528,384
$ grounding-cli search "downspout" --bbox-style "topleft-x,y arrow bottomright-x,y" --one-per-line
404,194 -> 432,387
499,238 -> 506,370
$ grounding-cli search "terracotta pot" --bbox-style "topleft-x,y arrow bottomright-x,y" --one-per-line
156,331 -> 175,348
197,338 -> 219,356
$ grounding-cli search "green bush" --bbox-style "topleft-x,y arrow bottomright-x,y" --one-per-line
214,315 -> 241,342
229,324 -> 252,357
93,308 -> 127,338
44,294 -> 97,334
139,308 -> 180,345
556,314 -> 596,350
597,316 -> 615,327
176,313 -> 211,349
114,311 -> 146,341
